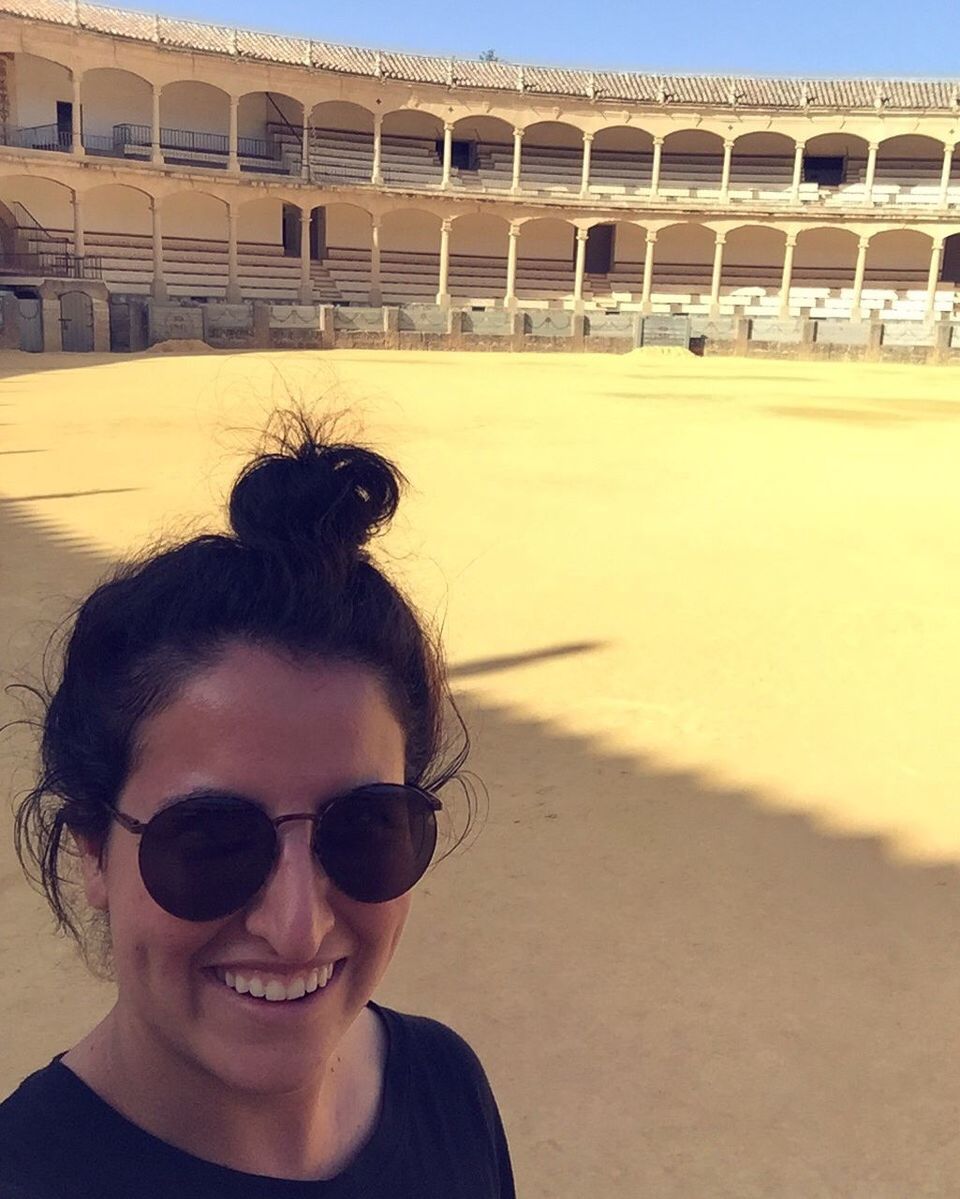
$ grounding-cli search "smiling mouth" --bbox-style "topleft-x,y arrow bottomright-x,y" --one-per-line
207,958 -> 347,1005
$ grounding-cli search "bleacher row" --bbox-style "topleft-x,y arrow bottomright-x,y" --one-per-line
265,124 -> 960,205
21,227 -> 949,318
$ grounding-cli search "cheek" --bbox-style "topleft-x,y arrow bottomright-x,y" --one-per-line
349,894 -> 412,959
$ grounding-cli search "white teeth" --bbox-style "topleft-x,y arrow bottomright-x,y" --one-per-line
217,962 -> 339,1001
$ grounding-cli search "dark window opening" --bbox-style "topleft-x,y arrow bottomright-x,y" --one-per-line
436,139 -> 477,170
56,100 -> 74,148
281,203 -> 300,257
940,233 -> 960,283
584,224 -> 615,275
310,207 -> 326,261
803,155 -> 845,186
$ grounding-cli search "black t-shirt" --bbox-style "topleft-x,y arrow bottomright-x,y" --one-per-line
0,1001 -> 516,1199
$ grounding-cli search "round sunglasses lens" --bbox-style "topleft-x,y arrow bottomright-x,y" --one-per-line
318,786 -> 437,903
139,800 -> 275,921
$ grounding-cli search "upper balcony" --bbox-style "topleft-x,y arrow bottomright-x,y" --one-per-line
4,53 -> 960,216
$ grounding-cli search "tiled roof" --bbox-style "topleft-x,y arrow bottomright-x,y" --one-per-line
6,0 -> 960,112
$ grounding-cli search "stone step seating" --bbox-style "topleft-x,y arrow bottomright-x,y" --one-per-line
269,124 -> 443,188
42,229 -> 336,299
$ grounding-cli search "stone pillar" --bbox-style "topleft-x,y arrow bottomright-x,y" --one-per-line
710,231 -> 726,315
863,142 -> 879,204
151,84 -> 163,164
511,127 -> 523,193
228,95 -> 239,172
369,217 -> 382,305
151,197 -> 167,300
650,136 -> 664,197
299,206 -> 312,304
72,191 -> 84,259
939,143 -> 954,207
851,235 -> 869,320
641,230 -> 657,312
719,139 -> 734,201
441,121 -> 453,189
926,236 -> 945,321
71,73 -> 83,155
436,216 -> 451,305
505,220 -> 519,308
301,108 -> 311,180
226,206 -> 240,303
580,132 -> 593,197
779,232 -> 797,318
791,140 -> 804,202
573,227 -> 588,306
372,113 -> 383,185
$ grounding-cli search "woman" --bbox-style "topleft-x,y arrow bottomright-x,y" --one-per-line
1,409 -> 515,1198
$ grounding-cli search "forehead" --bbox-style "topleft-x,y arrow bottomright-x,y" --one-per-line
126,644 -> 404,809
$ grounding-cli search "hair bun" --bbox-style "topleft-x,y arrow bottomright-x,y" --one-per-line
227,414 -> 404,562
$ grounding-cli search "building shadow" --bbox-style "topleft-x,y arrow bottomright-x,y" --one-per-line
2,499 -> 959,1197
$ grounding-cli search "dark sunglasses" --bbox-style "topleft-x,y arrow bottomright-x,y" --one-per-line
99,783 -> 442,921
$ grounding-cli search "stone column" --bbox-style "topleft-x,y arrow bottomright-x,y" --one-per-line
299,206 -> 312,304
641,230 -> 657,312
863,142 -> 879,204
851,235 -> 869,320
650,136 -> 664,197
580,132 -> 593,197
710,231 -> 726,315
228,95 -> 239,171
719,139 -> 734,201
301,108 -> 311,180
779,232 -> 797,317
436,216 -> 451,305
369,217 -> 382,305
926,236 -> 945,321
372,113 -> 383,185
72,191 -> 84,260
441,121 -> 453,189
151,197 -> 167,300
505,220 -> 519,308
573,227 -> 588,305
791,140 -> 804,202
511,127 -> 524,193
226,205 -> 240,303
939,143 -> 954,207
151,84 -> 163,164
71,73 -> 83,155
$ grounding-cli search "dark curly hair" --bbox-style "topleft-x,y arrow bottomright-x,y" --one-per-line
8,407 -> 481,979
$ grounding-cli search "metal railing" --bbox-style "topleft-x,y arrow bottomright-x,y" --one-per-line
110,123 -> 281,161
0,251 -> 102,279
4,123 -> 71,151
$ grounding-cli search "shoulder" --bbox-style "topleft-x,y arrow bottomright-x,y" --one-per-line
0,1058 -> 74,1198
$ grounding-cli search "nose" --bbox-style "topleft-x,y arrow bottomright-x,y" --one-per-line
241,817 -> 335,960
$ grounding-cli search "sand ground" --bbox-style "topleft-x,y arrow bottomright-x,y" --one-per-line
3,346 -> 960,1196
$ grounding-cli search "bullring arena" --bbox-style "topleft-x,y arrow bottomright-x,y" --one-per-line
5,4 -> 960,1197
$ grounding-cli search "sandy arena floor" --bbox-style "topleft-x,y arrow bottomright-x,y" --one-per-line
3,346 -> 960,1195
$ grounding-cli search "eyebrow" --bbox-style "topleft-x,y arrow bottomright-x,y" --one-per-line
154,783 -> 386,815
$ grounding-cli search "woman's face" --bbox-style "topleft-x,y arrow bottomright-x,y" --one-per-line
78,642 -> 412,1096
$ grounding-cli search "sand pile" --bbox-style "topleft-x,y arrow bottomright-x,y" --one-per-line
145,338 -> 214,354
623,345 -> 696,359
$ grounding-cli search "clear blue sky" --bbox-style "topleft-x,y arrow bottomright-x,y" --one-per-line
120,0 -> 960,78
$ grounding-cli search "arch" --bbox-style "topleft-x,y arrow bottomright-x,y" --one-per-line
161,190 -> 227,239
239,91 -> 305,165
865,228 -> 931,286
660,130 -> 724,190
651,223 -> 714,291
516,217 -> 574,301
585,220 -> 647,299
793,225 -> 858,285
159,81 -> 229,148
451,115 -> 513,144
12,54 -> 73,150
940,232 -> 960,283
874,135 -> 945,190
877,133 -> 945,157
381,109 -> 442,138
721,225 -> 786,289
521,121 -> 583,147
732,131 -> 795,154
380,208 -> 440,253
0,175 -> 73,237
380,112 -> 442,187
587,128 -> 653,194
449,213 -> 508,298
236,194 -> 288,251
80,68 -> 151,152
83,183 -> 151,234
308,100 -> 374,133
324,202 -> 373,251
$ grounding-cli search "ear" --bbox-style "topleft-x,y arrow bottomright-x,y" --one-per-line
72,831 -> 110,913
